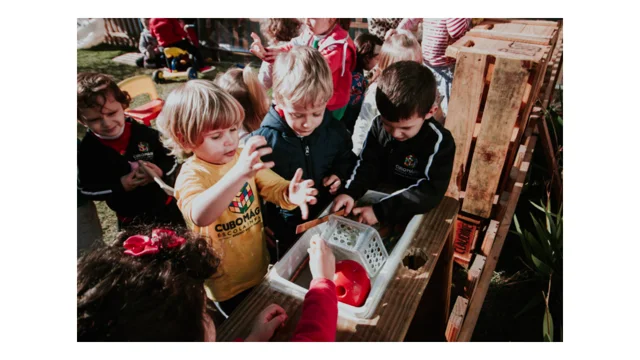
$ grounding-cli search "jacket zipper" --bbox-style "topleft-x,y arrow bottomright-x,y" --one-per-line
300,137 -> 313,180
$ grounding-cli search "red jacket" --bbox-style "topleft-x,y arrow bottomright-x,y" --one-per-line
290,278 -> 338,342
280,25 -> 356,111
149,18 -> 188,47
237,278 -> 338,342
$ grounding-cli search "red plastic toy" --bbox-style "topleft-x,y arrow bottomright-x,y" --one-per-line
333,260 -> 371,307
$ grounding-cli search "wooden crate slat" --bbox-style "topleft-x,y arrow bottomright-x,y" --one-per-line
444,52 -> 488,199
480,220 -> 500,256
466,254 -> 487,298
457,129 -> 538,342
486,18 -> 560,27
446,35 -> 551,63
469,19 -> 557,45
446,296 -> 469,342
461,57 -> 529,218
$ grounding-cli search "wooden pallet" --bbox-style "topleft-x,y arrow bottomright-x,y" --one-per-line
445,20 -> 559,219
442,19 -> 562,341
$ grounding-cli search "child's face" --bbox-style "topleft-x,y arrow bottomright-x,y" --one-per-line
381,113 -> 430,142
305,18 -> 336,36
278,100 -> 326,137
78,92 -> 126,138
190,126 -> 240,165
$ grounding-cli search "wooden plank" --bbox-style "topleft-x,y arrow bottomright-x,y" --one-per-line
444,52 -> 488,199
462,58 -> 529,218
457,131 -> 538,342
466,254 -> 487,298
446,296 -> 469,342
469,20 -> 557,45
446,35 -> 551,63
217,197 -> 460,342
480,220 -> 499,256
486,18 -> 560,27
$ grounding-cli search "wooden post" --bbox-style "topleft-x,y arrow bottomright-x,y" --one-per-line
445,296 -> 469,342
462,57 -> 529,218
444,52 -> 488,199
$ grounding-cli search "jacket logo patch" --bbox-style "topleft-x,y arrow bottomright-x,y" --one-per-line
228,182 -> 255,214
138,142 -> 149,152
404,155 -> 417,169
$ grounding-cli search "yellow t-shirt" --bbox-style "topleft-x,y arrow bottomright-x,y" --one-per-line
174,151 -> 296,302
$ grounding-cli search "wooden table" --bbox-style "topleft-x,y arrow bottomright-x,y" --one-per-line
217,197 -> 460,342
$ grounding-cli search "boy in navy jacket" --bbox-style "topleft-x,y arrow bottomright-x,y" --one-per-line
250,46 -> 356,252
332,61 -> 455,225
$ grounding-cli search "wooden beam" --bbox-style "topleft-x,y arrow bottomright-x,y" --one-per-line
446,35 -> 551,63
462,58 -> 529,218
446,296 -> 469,342
444,52 -> 488,199
457,131 -> 538,342
469,19 -> 558,45
466,254 -> 487,298
480,220 -> 499,256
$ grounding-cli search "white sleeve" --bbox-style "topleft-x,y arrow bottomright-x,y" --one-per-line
351,84 -> 380,156
258,61 -> 273,90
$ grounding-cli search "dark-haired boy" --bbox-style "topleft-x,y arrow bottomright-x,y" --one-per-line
332,61 -> 455,225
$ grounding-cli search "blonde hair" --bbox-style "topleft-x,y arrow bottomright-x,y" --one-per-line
156,80 -> 244,159
215,66 -> 269,134
272,46 -> 333,109
371,32 -> 422,83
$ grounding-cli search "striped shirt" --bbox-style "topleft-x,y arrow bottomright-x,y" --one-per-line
398,18 -> 470,67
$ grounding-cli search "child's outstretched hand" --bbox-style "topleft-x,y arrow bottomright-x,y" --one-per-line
331,194 -> 355,215
250,32 -> 280,62
288,168 -> 318,220
352,206 -> 379,225
308,235 -> 336,280
322,174 -> 342,195
233,136 -> 274,179
245,304 -> 288,342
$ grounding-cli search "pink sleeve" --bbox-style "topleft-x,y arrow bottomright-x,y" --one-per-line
397,18 -> 423,31
446,18 -> 470,40
290,278 -> 338,342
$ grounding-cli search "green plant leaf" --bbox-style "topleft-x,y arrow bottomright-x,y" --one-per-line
543,302 -> 554,342
530,214 -> 554,265
514,214 -> 522,234
515,294 -> 544,318
531,254 -> 552,276
556,115 -> 563,127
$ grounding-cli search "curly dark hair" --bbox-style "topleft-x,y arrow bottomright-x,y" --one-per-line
77,225 -> 220,341
77,72 -> 131,122
260,18 -> 302,45
354,33 -> 383,71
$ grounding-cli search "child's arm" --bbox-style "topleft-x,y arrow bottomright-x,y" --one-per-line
446,18 -> 471,40
325,124 -> 357,194
342,121 -> 385,201
351,86 -> 379,155
187,137 -> 274,227
372,129 -> 455,223
258,61 -> 273,89
290,235 -> 338,342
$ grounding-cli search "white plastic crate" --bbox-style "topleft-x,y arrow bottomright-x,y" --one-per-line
267,190 -> 425,320
322,216 -> 388,277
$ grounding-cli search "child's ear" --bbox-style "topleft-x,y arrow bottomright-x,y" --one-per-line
424,104 -> 439,120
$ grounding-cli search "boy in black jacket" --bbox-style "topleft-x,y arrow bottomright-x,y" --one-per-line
332,61 -> 455,225
77,72 -> 184,229
250,46 -> 356,252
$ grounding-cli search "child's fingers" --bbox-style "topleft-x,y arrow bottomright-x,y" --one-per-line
250,32 -> 261,43
306,196 -> 317,205
329,181 -> 341,194
291,168 -> 303,184
306,188 -> 318,196
252,161 -> 274,171
255,146 -> 273,158
345,201 -> 355,215
301,179 -> 314,189
299,202 -> 309,220
245,135 -> 267,154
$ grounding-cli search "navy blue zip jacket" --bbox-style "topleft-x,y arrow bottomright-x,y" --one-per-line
250,106 -> 357,241
342,116 -> 455,224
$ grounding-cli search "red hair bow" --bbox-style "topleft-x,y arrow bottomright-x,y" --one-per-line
123,229 -> 186,256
